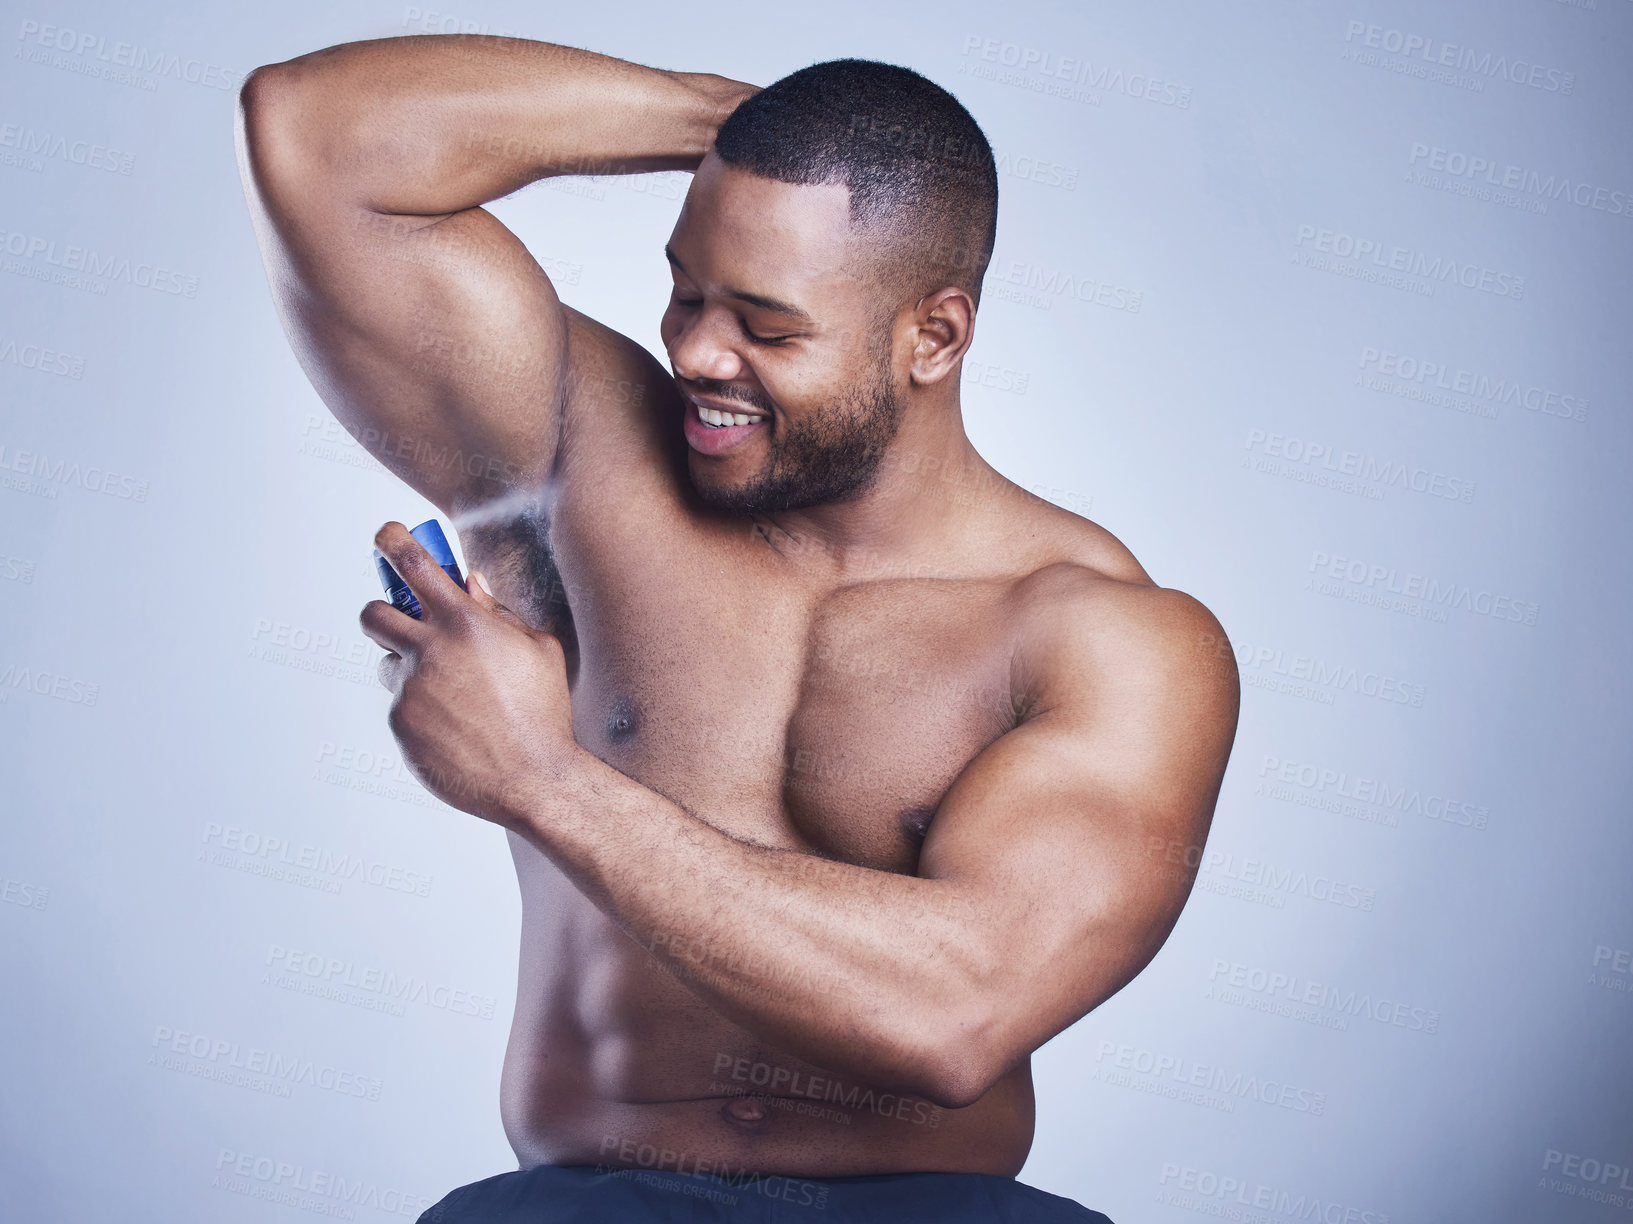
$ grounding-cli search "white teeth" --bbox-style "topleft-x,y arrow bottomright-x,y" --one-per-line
695,403 -> 765,428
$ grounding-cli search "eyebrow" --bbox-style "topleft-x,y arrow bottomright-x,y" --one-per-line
664,244 -> 814,323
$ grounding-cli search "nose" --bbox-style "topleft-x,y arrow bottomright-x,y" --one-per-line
666,307 -> 745,384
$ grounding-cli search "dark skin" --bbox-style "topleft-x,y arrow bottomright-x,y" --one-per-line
237,34 -> 1239,1178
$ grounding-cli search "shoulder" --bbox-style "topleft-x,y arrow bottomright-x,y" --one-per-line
1002,519 -> 1238,725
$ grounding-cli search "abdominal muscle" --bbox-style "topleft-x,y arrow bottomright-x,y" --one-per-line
496,841 -> 1036,1180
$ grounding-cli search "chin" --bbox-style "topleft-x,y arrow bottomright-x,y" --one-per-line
686,461 -> 754,514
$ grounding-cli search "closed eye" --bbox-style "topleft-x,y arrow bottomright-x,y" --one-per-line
741,320 -> 797,346
670,287 -> 794,344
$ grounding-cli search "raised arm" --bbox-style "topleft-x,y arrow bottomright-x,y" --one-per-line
234,34 -> 754,513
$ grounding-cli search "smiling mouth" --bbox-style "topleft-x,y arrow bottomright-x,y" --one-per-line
693,402 -> 768,429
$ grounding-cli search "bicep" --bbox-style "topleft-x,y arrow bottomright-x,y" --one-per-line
918,591 -> 1239,1051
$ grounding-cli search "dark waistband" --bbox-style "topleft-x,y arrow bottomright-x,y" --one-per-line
420,1162 -> 1114,1223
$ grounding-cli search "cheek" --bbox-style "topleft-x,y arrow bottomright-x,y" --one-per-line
751,365 -> 812,419
768,349 -> 861,413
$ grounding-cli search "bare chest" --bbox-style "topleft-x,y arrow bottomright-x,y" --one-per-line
516,533 -> 1020,874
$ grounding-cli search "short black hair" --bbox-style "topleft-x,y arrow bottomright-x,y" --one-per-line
713,58 -> 998,306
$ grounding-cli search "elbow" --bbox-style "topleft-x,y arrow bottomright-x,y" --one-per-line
236,61 -> 360,223
238,62 -> 297,139
236,59 -> 407,213
236,63 -> 302,183
890,1008 -> 1009,1112
237,61 -> 335,184
913,1047 -> 1003,1112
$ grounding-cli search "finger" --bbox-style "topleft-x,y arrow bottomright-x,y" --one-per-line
465,570 -> 530,628
374,520 -> 469,623
377,651 -> 407,694
360,598 -> 430,656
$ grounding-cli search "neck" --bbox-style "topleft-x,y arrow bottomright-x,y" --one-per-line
752,396 -> 992,580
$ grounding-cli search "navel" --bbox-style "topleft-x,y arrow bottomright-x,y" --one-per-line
721,1094 -> 771,1129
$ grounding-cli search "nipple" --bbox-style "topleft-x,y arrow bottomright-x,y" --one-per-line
606,697 -> 639,742
899,805 -> 935,846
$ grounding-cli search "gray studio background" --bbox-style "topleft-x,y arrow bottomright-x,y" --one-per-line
2,0 -> 1630,1220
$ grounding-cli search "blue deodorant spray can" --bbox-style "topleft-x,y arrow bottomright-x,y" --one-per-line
374,519 -> 464,619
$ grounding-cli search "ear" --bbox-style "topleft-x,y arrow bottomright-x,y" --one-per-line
907,287 -> 976,387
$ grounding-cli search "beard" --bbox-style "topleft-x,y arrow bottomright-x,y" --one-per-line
686,358 -> 903,515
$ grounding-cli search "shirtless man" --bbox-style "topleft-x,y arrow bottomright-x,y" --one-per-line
236,36 -> 1238,1223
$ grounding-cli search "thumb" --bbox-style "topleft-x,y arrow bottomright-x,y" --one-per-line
466,570 -> 527,627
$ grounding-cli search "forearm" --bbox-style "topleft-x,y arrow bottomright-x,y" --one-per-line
503,749 -> 999,1107
243,35 -> 747,215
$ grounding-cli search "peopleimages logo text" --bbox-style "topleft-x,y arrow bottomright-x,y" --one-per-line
1258,755 -> 1489,830
1245,429 -> 1475,503
959,35 -> 1193,107
1209,959 -> 1440,1033
1096,1042 -> 1328,1114
0,227 -> 199,297
1343,20 -> 1575,93
264,945 -> 495,1018
1158,1163 -> 1390,1223
1409,145 -> 1629,217
1358,347 -> 1587,422
15,19 -> 238,90
1295,225 -> 1523,298
1211,635 -> 1427,708
152,1026 -> 383,1100
1309,550 -> 1539,625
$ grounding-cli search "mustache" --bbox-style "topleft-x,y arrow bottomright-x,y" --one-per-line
677,377 -> 777,416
